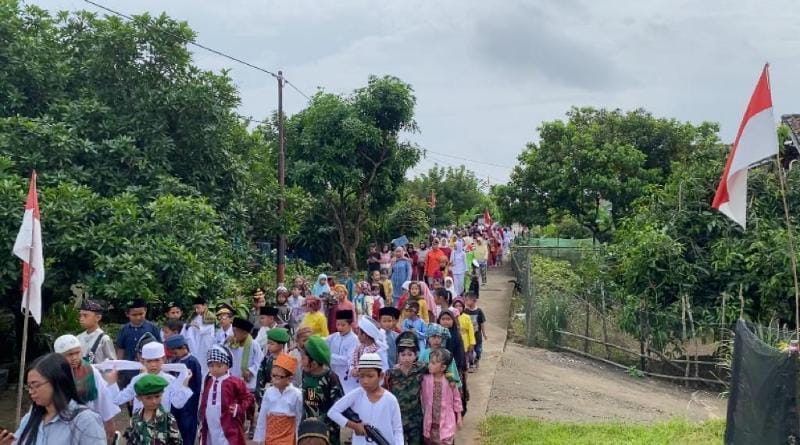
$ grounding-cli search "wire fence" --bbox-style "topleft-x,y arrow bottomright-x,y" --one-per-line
511,242 -> 735,388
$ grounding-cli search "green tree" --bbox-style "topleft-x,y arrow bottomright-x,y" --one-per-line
285,75 -> 421,269
499,108 -> 720,240
405,164 -> 484,227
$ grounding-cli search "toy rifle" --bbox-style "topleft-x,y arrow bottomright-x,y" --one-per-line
341,408 -> 391,445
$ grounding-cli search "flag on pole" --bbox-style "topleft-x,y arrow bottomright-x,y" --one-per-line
13,171 -> 44,325
484,208 -> 493,227
712,64 -> 779,229
430,189 -> 437,208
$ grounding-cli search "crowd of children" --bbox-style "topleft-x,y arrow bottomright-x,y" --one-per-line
8,225 -> 503,445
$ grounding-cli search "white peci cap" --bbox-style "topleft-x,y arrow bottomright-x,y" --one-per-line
141,342 -> 165,360
54,335 -> 81,354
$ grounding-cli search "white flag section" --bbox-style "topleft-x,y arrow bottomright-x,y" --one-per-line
712,65 -> 779,229
12,171 -> 44,325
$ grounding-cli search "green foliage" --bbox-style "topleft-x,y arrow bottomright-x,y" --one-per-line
286,75 -> 421,269
480,416 -> 725,445
531,255 -> 580,347
405,164 -> 484,226
498,107 -> 720,240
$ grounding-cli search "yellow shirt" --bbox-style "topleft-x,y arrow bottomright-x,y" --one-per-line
382,280 -> 393,306
473,243 -> 488,261
400,298 -> 430,324
302,311 -> 329,337
458,313 -> 476,350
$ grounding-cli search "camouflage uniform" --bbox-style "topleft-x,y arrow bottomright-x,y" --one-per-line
124,406 -> 183,445
302,367 -> 344,445
387,363 -> 427,445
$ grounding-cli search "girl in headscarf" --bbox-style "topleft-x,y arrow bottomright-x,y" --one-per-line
449,240 -> 467,297
311,274 -> 331,297
444,277 -> 457,302
352,281 -> 374,319
349,316 -> 389,377
418,281 -> 438,321
437,310 -> 469,415
391,247 -> 413,303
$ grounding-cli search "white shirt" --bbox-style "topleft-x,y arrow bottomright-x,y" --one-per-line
204,374 -> 230,445
253,384 -> 303,442
109,370 -> 192,412
326,331 -> 359,393
328,388 -> 404,445
254,324 -> 275,350
229,339 -> 263,390
187,314 -> 215,377
215,325 -> 233,345
77,328 -> 116,364
86,366 -> 121,422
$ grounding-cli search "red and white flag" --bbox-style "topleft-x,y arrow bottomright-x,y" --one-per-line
13,171 -> 44,325
484,208 -> 493,227
712,64 -> 779,229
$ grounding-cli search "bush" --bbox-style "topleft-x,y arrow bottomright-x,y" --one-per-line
530,255 -> 580,347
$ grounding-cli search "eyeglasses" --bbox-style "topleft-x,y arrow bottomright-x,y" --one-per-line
24,381 -> 50,392
271,373 -> 289,380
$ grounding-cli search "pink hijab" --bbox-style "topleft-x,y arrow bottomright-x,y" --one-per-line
418,282 -> 437,318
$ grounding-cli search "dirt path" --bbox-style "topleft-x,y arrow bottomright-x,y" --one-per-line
456,265 -> 514,444
488,344 -> 726,423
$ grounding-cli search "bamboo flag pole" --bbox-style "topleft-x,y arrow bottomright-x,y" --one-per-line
15,251 -> 33,425
775,155 -> 800,342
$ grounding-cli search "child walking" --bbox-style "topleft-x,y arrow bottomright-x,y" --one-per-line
421,349 -> 462,445
328,353 -> 404,445
301,336 -> 345,445
256,327 -> 291,401
123,375 -> 183,445
187,296 -> 216,378
165,335 -> 202,445
199,345 -> 255,445
463,293 -> 486,371
386,332 -> 427,445
302,296 -> 329,337
254,353 -> 303,445
77,299 -> 116,365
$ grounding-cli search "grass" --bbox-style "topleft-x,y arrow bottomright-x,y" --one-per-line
480,416 -> 725,445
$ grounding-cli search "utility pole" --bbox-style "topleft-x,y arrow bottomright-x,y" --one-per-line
276,71 -> 286,286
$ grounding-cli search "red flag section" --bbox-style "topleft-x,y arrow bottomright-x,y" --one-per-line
712,64 -> 779,229
12,171 -> 44,324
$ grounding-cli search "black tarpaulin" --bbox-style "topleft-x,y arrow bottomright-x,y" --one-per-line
725,319 -> 799,444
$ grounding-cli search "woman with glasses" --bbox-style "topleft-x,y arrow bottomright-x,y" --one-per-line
0,353 -> 106,445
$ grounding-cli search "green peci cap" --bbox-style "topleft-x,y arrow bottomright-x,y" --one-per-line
267,327 -> 291,344
134,374 -> 169,396
303,335 -> 331,366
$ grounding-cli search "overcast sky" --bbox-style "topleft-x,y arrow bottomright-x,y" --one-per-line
29,0 -> 800,184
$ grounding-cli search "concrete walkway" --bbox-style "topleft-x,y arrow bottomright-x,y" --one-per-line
456,266 -> 513,444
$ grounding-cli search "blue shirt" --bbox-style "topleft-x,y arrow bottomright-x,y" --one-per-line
115,320 -> 161,360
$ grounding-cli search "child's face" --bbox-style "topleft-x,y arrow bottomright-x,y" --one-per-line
78,310 -> 100,329
169,346 -> 188,358
260,315 -> 275,327
404,308 -> 418,319
453,303 -> 465,313
336,320 -> 352,334
427,360 -> 446,375
299,437 -> 328,445
370,271 -> 380,282
439,315 -> 454,329
144,358 -> 164,374
409,285 -> 420,297
301,350 -> 317,372
358,368 -> 382,392
291,288 -> 301,297
194,304 -> 207,315
137,392 -> 163,412
208,361 -> 229,377
398,348 -> 417,366
162,328 -> 176,339
267,340 -> 283,354
271,366 -> 291,390
166,307 -> 182,320
379,316 -> 396,331
233,327 -> 249,342
466,297 -> 477,308
218,314 -> 232,328
358,330 -> 372,344
428,335 -> 443,348
318,278 -> 326,286
370,286 -> 381,296
276,293 -> 287,304
126,308 -> 146,325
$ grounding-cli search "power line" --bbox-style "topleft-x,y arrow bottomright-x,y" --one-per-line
425,148 -> 514,170
81,0 -> 312,101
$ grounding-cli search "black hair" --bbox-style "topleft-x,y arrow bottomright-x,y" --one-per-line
435,288 -> 452,305
19,354 -> 84,445
437,310 -> 466,371
164,319 -> 185,333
